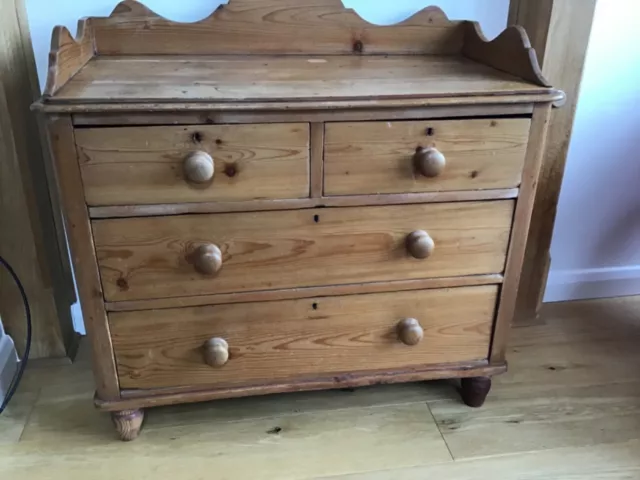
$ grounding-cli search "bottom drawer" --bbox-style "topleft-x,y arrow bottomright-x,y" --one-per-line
111,285 -> 498,390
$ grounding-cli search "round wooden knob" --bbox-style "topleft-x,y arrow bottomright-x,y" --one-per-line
193,244 -> 223,275
397,318 -> 424,346
204,338 -> 229,367
406,230 -> 435,259
414,147 -> 446,178
184,151 -> 214,183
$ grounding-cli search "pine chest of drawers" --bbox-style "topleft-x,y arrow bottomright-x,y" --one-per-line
36,0 -> 563,441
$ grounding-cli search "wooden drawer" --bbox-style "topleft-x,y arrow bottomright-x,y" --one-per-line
94,201 -> 513,302
324,118 -> 531,196
75,123 -> 310,206
111,285 -> 497,390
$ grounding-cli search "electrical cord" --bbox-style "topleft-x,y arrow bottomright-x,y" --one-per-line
0,255 -> 31,415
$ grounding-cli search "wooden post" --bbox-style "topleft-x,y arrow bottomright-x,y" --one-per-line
508,0 -> 597,323
0,0 -> 76,358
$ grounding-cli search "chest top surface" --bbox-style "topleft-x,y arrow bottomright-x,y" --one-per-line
36,0 -> 561,112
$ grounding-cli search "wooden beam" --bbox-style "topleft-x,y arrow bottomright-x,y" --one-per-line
509,0 -> 597,323
0,0 -> 76,357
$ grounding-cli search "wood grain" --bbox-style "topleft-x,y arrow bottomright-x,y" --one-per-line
511,0 -> 597,324
325,118 -> 531,195
49,400 -> 456,477
69,104 -> 536,126
75,123 -> 310,206
92,0 -> 464,56
463,23 -> 550,87
40,0 -> 559,108
310,123 -> 324,197
88,189 -> 520,219
111,409 -> 144,442
32,0 -> 564,429
110,286 -> 497,390
93,201 -> 514,302
36,92 -> 562,114
99,363 -> 506,411
491,104 -> 552,363
105,274 -> 504,312
15,0 -> 77,317
0,0 -> 72,358
43,21 -> 94,97
50,55 -> 551,106
45,117 -> 120,398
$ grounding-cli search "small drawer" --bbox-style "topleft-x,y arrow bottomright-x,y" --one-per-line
94,201 -> 514,302
324,118 -> 531,196
110,285 -> 497,390
75,123 -> 310,206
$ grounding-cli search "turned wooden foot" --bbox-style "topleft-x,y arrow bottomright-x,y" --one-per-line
111,409 -> 144,441
460,376 -> 492,408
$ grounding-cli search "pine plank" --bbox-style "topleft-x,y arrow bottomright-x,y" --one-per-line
111,286 -> 497,390
324,118 -> 531,196
51,55 -> 550,105
94,201 -> 513,302
90,0 -> 463,57
76,123 -> 310,206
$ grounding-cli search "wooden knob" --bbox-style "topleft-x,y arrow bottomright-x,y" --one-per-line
406,230 -> 435,259
414,147 -> 445,177
204,338 -> 229,367
193,244 -> 223,275
397,318 -> 424,346
184,151 -> 214,183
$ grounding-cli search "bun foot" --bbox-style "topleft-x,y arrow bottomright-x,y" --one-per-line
460,376 -> 492,408
111,409 -> 144,441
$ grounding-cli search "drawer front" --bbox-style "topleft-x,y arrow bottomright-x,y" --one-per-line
94,201 -> 514,302
76,123 -> 310,206
111,286 -> 497,390
324,118 -> 531,195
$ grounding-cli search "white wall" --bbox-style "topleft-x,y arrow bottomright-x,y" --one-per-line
544,0 -> 640,302
27,0 -> 509,91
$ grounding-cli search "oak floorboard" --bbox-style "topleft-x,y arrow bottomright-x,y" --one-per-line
0,389 -> 38,445
320,440 -> 640,479
10,402 -> 451,479
431,381 -> 640,460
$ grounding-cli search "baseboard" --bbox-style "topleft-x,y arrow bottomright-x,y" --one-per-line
544,265 -> 640,303
0,319 -> 19,404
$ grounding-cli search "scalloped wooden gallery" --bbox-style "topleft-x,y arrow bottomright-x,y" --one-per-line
34,0 -> 562,441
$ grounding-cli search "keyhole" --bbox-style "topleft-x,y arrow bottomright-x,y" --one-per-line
314,214 -> 320,223
312,303 -> 318,310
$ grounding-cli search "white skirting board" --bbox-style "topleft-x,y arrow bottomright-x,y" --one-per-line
544,265 -> 640,303
0,318 -> 19,404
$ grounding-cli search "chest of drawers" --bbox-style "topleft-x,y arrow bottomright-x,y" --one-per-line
36,0 -> 563,441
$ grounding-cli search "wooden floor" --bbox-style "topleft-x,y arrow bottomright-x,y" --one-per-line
2,296 -> 640,479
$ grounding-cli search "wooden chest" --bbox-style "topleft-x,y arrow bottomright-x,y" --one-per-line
35,0 -> 563,441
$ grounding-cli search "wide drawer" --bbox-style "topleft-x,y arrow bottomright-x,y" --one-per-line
94,201 -> 514,302
111,286 -> 498,390
324,118 -> 531,195
75,123 -> 310,206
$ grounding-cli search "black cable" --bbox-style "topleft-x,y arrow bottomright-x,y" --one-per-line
0,255 -> 31,415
